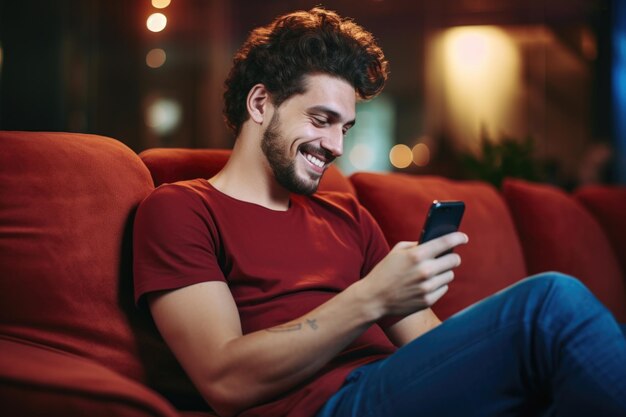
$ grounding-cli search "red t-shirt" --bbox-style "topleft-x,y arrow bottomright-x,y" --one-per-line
133,179 -> 397,417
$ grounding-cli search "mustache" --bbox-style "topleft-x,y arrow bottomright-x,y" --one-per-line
299,143 -> 336,164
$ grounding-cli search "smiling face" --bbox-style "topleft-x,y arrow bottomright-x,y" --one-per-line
260,73 -> 356,195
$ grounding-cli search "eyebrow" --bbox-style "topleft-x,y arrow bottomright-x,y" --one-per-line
308,105 -> 356,128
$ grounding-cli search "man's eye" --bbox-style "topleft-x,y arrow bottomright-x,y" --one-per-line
312,117 -> 328,126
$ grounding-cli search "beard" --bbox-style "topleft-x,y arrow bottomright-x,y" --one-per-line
261,111 -> 323,196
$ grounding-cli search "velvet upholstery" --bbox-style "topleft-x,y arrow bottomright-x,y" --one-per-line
0,336 -> 180,417
350,173 -> 527,320
502,179 -> 626,321
139,148 -> 357,195
574,185 -> 626,276
0,132 -> 212,417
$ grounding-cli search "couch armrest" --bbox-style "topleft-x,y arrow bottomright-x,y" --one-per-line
0,336 -> 181,417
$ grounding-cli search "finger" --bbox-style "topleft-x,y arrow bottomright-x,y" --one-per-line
438,252 -> 462,269
423,283 -> 450,306
414,254 -> 461,280
415,232 -> 468,259
420,270 -> 455,295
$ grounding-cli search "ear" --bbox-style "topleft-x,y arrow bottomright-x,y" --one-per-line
246,84 -> 272,125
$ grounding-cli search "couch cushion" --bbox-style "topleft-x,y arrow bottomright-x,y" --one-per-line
0,336 -> 181,417
138,148 -> 356,195
502,179 -> 626,321
574,185 -> 626,276
0,132 -> 205,409
138,148 -> 231,187
350,173 -> 527,319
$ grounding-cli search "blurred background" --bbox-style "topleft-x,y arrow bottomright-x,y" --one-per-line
1,0 -> 625,188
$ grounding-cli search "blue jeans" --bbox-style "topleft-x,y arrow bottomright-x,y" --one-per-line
316,273 -> 626,417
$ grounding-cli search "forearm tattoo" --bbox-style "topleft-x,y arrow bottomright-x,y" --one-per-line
266,318 -> 319,332
266,323 -> 302,332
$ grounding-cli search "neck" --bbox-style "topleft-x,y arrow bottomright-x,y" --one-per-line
209,127 -> 291,211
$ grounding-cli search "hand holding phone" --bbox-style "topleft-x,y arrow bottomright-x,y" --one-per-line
360,200 -> 466,316
419,200 -> 465,255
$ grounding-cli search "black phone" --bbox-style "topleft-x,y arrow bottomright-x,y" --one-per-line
418,201 -> 465,252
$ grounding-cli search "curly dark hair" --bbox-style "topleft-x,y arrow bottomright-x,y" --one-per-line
223,7 -> 389,134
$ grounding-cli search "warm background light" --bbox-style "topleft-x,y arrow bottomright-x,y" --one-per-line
389,144 -> 412,168
425,24 -> 601,180
146,48 -> 166,68
426,26 -> 521,155
147,13 -> 167,32
580,27 -> 597,60
152,0 -> 171,9
444,26 -> 520,152
412,143 -> 430,167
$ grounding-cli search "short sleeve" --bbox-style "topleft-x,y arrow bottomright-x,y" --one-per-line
133,184 -> 226,306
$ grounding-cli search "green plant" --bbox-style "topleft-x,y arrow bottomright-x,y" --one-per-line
461,134 -> 543,187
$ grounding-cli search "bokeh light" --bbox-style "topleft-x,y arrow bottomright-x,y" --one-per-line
348,143 -> 376,170
146,48 -> 167,68
146,97 -> 182,135
147,13 -> 167,32
389,144 -> 412,168
412,143 -> 430,167
152,0 -> 171,9
580,27 -> 597,60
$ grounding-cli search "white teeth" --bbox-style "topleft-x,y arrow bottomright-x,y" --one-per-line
305,153 -> 325,168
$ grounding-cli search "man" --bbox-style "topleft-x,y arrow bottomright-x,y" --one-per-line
133,8 -> 626,417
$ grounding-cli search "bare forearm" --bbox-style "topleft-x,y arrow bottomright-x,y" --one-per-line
384,308 -> 442,347
207,282 -> 381,415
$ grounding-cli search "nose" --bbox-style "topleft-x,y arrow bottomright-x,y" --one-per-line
320,126 -> 344,158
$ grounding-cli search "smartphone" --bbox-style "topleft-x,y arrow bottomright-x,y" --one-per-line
418,200 -> 465,254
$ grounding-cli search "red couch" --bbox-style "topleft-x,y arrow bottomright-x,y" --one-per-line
1,131 -> 625,417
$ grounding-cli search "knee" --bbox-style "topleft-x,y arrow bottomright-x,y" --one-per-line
522,272 -> 601,316
527,272 -> 588,296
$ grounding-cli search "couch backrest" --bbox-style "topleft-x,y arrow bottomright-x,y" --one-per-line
503,179 -> 626,321
574,185 -> 626,276
138,147 -> 357,195
0,132 -> 202,405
